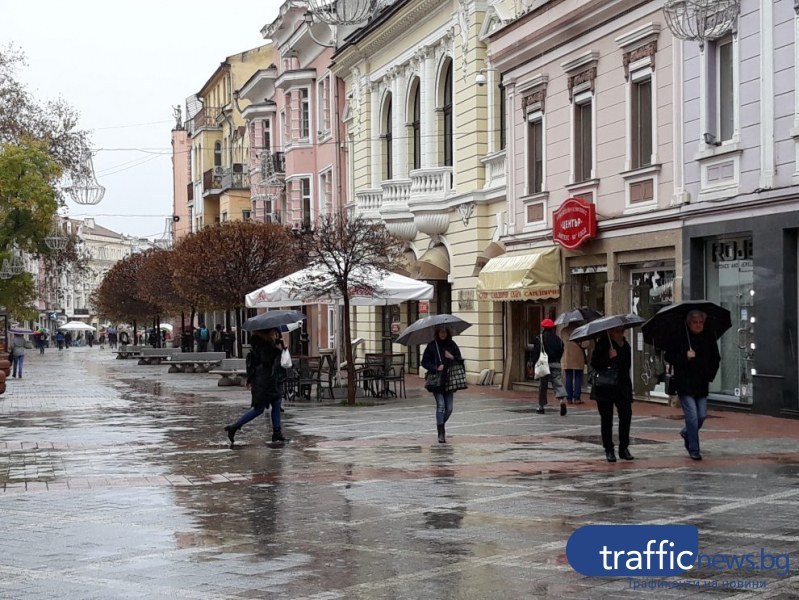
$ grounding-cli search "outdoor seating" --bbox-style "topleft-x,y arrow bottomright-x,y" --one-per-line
382,353 -> 406,398
138,347 -> 181,365
164,352 -> 226,373
115,345 -> 142,359
208,358 -> 247,386
357,353 -> 400,398
290,356 -> 323,402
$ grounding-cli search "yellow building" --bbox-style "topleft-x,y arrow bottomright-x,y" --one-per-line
332,0 -> 509,382
186,44 -> 275,231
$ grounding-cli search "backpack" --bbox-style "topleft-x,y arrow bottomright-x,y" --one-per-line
211,330 -> 222,345
199,327 -> 209,341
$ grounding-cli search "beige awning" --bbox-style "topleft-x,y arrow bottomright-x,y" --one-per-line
415,245 -> 450,280
476,247 -> 562,301
472,241 -> 506,277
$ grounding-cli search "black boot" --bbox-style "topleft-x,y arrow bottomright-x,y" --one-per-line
605,450 -> 617,463
272,428 -> 287,443
618,448 -> 635,460
224,425 -> 238,445
437,424 -> 446,443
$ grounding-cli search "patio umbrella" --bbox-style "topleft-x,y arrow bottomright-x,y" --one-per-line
642,300 -> 732,351
242,310 -> 307,333
9,328 -> 35,335
569,313 -> 646,343
58,321 -> 97,332
554,307 -> 603,327
395,314 -> 472,346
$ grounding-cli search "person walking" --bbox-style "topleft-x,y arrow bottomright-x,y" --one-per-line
590,326 -> 634,462
421,326 -> 464,444
561,324 -> 590,405
55,330 -> 65,351
530,319 -> 568,415
10,333 -> 25,378
222,327 -> 235,359
664,310 -> 721,461
195,323 -> 210,352
211,324 -> 224,353
224,328 -> 287,445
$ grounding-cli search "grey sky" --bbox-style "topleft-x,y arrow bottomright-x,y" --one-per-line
1,0 -> 280,239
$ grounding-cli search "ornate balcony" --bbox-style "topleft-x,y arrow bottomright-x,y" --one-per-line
481,150 -> 506,191
355,189 -> 383,221
408,167 -> 454,236
380,179 -> 417,241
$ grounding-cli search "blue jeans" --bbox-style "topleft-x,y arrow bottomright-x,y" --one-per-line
433,391 -> 454,425
564,369 -> 583,401
12,355 -> 24,377
231,398 -> 282,430
679,395 -> 707,454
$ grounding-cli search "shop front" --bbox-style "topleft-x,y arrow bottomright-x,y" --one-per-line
476,247 -> 562,389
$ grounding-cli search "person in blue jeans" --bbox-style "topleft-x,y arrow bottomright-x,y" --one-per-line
665,310 -> 721,461
421,327 -> 463,444
224,328 -> 287,445
11,334 -> 25,378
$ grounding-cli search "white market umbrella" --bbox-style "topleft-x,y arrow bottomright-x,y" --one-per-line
246,265 -> 434,308
58,321 -> 97,332
159,324 -> 174,332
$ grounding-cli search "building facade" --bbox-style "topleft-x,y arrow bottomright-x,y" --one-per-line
486,0 -> 682,396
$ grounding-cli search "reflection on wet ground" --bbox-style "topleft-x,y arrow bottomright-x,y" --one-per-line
1,347 -> 798,598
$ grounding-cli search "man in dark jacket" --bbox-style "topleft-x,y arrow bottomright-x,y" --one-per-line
665,310 -> 721,461
530,318 -> 568,415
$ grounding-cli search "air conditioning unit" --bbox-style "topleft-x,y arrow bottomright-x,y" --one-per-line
232,163 -> 245,173
213,166 -> 224,176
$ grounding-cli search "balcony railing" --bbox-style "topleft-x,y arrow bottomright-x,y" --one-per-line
221,166 -> 249,191
380,179 -> 411,205
481,150 -> 507,190
187,106 -> 222,135
355,189 -> 383,219
409,167 -> 453,203
203,169 -> 222,193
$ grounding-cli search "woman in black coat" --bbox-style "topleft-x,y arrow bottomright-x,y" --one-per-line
529,318 -> 568,415
590,326 -> 634,462
664,310 -> 721,461
421,327 -> 463,444
224,328 -> 287,445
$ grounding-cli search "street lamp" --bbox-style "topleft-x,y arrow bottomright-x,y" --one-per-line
663,0 -> 740,45
45,216 -> 69,251
306,0 -> 378,26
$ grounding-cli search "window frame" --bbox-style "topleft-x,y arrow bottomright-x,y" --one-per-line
573,92 -> 594,184
526,111 -> 545,195
300,88 -> 310,139
630,69 -> 654,170
301,177 -> 312,229
442,61 -> 453,167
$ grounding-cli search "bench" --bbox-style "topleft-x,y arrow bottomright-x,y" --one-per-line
208,358 -> 247,386
138,348 -> 182,365
164,352 -> 226,373
115,346 -> 143,359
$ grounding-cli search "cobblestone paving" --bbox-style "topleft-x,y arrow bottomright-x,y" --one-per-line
1,347 -> 798,599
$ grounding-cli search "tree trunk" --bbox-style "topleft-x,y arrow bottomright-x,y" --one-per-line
235,307 -> 243,358
343,296 -> 356,406
133,320 -> 137,345
189,307 -> 196,351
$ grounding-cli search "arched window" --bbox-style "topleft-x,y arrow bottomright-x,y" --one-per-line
442,61 -> 453,167
383,94 -> 393,181
411,79 -> 421,170
214,141 -> 222,167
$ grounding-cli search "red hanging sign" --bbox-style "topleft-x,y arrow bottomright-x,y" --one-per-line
552,197 -> 597,250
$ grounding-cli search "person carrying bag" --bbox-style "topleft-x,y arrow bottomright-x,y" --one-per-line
421,326 -> 464,444
530,319 -> 568,416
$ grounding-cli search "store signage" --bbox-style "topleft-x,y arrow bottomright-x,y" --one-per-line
419,301 -> 429,315
477,288 -> 560,301
552,197 -> 597,250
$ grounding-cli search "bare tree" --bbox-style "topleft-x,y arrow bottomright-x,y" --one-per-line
291,211 -> 404,405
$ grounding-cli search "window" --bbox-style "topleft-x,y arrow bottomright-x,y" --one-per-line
221,211 -> 228,222
280,110 -> 288,144
262,119 -> 271,153
717,38 -> 734,142
499,80 -> 506,150
411,80 -> 421,170
442,61 -> 453,167
301,178 -> 312,229
317,78 -> 330,132
631,76 -> 652,169
383,94 -> 393,180
300,89 -> 310,139
574,96 -> 593,183
214,141 -> 222,167
527,114 -> 543,194
242,210 -> 251,221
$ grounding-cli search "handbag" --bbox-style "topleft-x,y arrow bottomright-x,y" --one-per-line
665,370 -> 678,396
592,366 -> 619,390
534,336 -> 550,379
425,342 -> 445,392
445,362 -> 468,392
280,348 -> 292,369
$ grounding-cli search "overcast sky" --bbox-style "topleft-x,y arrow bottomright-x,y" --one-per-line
1,0 -> 281,239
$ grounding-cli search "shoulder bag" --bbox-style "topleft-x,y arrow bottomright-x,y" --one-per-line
424,343 -> 444,392
534,336 -> 550,379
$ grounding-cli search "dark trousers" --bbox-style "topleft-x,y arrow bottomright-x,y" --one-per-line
597,398 -> 632,451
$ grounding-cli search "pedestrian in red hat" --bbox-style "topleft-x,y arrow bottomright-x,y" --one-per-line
530,318 -> 568,415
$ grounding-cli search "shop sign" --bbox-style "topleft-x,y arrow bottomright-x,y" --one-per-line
390,322 -> 401,334
552,197 -> 597,250
477,288 -> 560,301
710,238 -> 753,270
419,301 -> 429,315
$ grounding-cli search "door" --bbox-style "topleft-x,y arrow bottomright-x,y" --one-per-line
629,267 -> 675,399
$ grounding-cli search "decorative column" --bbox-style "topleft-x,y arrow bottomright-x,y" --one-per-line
392,68 -> 408,179
421,48 -> 437,168
370,82 -> 381,187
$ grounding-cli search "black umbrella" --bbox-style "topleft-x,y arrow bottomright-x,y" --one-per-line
242,310 -> 307,332
554,307 -> 603,327
395,314 -> 472,346
642,300 -> 731,350
569,313 -> 646,343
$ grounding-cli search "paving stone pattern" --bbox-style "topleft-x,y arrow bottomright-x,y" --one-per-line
0,347 -> 798,598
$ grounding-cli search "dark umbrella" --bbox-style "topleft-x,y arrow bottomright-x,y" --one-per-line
242,310 -> 307,332
569,313 -> 646,343
395,314 -> 472,346
554,307 -> 603,327
642,300 -> 732,350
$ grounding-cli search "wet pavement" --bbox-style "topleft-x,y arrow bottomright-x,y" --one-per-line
1,347 -> 798,599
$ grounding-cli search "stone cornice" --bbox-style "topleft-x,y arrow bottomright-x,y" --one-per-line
358,0 -> 451,60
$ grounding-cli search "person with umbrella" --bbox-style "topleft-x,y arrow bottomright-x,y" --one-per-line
572,314 -> 645,462
662,310 -> 721,461
555,308 -> 601,405
419,324 -> 466,444
224,310 -> 304,446
530,319 -> 568,415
